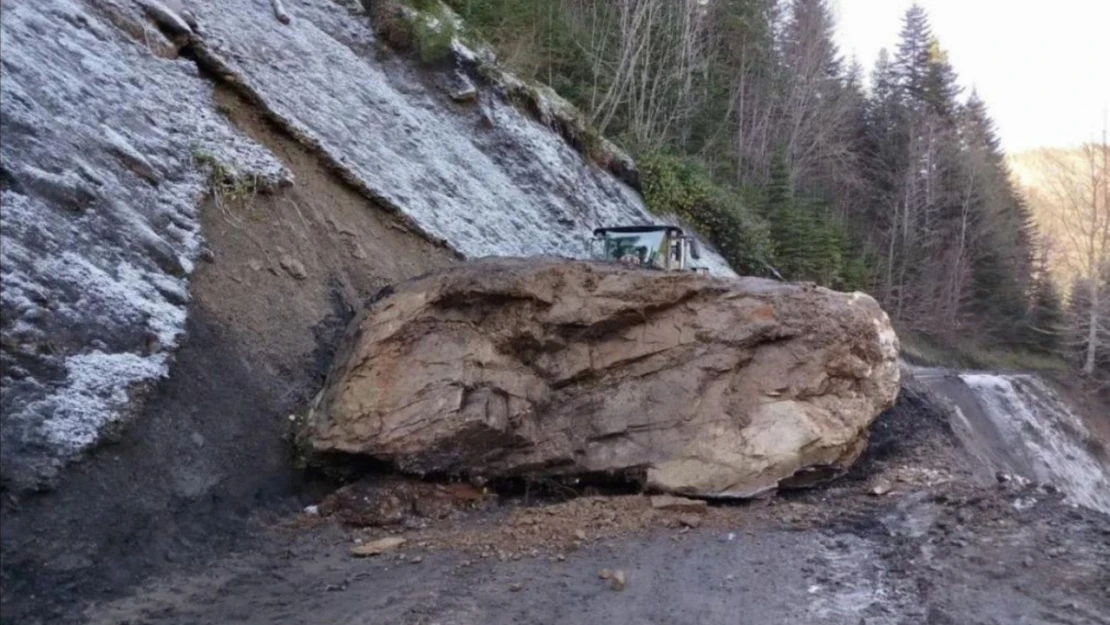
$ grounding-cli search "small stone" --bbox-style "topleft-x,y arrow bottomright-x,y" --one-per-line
574,530 -> 588,541
509,583 -> 523,592
449,84 -> 478,103
445,70 -> 480,103
678,514 -> 702,529
1022,556 -> 1034,568
869,480 -> 892,496
180,9 -> 199,30
350,536 -> 406,557
410,555 -> 423,564
650,495 -> 708,514
556,554 -> 566,562
609,570 -> 626,591
247,258 -> 264,272
279,254 -> 308,280
598,568 -> 612,580
140,0 -> 194,36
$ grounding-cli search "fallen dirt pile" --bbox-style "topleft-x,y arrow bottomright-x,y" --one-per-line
302,258 -> 900,498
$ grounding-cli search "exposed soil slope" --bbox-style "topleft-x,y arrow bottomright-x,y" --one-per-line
0,82 -> 456,624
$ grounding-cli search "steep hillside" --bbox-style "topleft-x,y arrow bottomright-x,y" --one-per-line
1,0 -> 734,489
0,1 -> 730,619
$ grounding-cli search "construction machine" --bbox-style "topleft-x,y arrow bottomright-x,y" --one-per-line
591,225 -> 705,272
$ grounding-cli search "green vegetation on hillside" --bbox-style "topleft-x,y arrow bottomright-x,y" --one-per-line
433,0 -> 1068,361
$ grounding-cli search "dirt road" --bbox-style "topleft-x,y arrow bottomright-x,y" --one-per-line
79,379 -> 1110,625
11,377 -> 1110,625
80,485 -> 1109,625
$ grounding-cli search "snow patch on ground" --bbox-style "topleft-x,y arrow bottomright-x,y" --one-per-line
960,374 -> 1110,514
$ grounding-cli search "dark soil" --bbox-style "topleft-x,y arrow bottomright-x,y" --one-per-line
18,379 -> 1110,625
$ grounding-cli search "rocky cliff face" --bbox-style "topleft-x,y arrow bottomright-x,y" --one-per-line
0,0 -> 732,493
305,259 -> 900,497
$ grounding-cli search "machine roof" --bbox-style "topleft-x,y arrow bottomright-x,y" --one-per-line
593,225 -> 684,236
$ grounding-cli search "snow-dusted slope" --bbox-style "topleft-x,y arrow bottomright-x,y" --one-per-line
0,0 -> 732,489
189,0 -> 733,271
959,374 -> 1110,515
0,0 -> 287,489
912,366 -> 1110,515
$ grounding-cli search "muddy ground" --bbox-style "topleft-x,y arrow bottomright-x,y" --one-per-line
64,383 -> 1110,625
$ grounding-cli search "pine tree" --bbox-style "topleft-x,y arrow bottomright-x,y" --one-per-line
1067,278 -> 1095,367
766,150 -> 800,275
958,91 -> 1038,338
1027,272 -> 1065,353
764,148 -> 794,219
922,39 -> 963,119
893,4 -> 933,103
812,212 -> 846,285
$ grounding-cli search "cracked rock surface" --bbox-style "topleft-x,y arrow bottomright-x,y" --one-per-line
305,258 -> 900,496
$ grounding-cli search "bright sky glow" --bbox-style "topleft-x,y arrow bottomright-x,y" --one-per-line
831,0 -> 1110,152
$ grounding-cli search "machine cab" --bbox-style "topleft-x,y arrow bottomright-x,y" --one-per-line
591,225 -> 702,271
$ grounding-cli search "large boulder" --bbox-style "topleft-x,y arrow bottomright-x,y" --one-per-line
303,258 -> 900,497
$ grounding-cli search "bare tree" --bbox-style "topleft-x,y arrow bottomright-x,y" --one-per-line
565,0 -> 711,148
1037,128 -> 1110,375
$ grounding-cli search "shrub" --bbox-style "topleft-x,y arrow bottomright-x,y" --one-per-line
369,0 -> 458,65
638,152 -> 773,276
192,151 -> 265,206
410,9 -> 457,64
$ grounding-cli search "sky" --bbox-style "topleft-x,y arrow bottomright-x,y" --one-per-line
830,0 -> 1110,153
